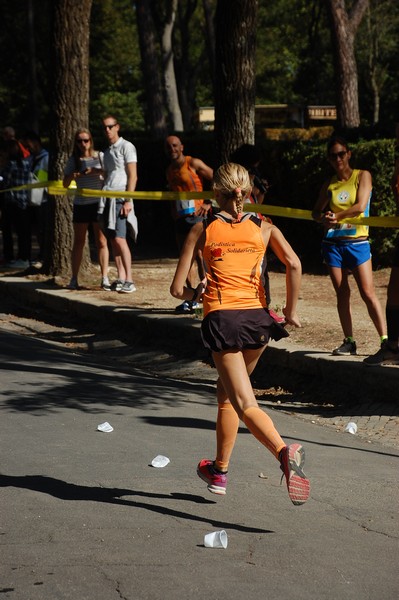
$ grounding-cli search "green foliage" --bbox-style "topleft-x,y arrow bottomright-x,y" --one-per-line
1,0 -> 398,138
356,0 -> 399,127
90,0 -> 144,133
256,0 -> 334,106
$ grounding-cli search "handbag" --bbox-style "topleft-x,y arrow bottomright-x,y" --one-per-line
28,171 -> 44,207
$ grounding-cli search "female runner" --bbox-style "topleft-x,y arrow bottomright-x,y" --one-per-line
170,163 -> 309,505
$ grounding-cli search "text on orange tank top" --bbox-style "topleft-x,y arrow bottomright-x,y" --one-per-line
202,215 -> 267,316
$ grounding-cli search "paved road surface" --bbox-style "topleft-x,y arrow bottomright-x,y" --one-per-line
1,330 -> 398,600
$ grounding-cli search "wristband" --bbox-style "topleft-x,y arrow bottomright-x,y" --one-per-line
187,286 -> 199,303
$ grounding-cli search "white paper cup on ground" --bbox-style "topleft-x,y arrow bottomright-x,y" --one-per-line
345,422 -> 357,434
204,530 -> 228,549
151,455 -> 170,468
97,421 -> 113,433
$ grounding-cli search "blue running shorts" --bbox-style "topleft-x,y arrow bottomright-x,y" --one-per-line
321,239 -> 371,269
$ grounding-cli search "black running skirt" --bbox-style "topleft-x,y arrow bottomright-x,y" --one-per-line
201,308 -> 289,353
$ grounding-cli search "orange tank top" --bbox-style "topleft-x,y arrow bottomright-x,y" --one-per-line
166,156 -> 204,218
202,214 -> 267,316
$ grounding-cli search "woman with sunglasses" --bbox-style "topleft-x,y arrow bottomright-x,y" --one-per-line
312,136 -> 386,356
63,128 -> 109,290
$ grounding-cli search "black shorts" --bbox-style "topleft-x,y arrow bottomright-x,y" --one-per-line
73,202 -> 100,224
201,308 -> 289,353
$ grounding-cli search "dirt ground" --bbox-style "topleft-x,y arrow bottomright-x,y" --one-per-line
19,258 -> 391,359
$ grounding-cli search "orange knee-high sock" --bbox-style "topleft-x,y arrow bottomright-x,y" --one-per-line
242,406 -> 286,459
214,402 -> 240,472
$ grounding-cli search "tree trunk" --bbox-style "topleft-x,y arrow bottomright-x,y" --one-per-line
202,0 -> 216,92
214,0 -> 257,165
135,0 -> 167,139
161,0 -> 184,132
327,0 -> 369,129
175,0 -> 201,131
45,0 -> 93,277
27,0 -> 39,132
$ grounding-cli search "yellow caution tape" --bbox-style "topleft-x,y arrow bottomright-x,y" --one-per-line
246,204 -> 399,228
1,181 -> 398,227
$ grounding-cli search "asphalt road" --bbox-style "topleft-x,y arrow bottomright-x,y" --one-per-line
1,329 -> 398,600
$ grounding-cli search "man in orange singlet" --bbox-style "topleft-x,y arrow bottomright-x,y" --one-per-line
165,135 -> 213,313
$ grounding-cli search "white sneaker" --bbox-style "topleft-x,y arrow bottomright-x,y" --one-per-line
101,277 -> 111,291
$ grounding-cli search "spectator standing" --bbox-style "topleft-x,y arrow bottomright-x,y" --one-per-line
312,136 -> 387,356
63,128 -> 109,290
164,135 -> 213,313
99,115 -> 138,293
0,139 -> 32,268
3,126 -> 30,159
21,131 -> 49,265
170,163 -> 309,505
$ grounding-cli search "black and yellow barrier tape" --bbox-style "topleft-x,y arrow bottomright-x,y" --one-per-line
1,181 -> 398,228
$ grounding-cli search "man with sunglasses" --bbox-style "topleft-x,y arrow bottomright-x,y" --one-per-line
100,115 -> 138,293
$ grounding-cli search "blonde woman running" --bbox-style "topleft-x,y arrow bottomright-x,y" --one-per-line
170,163 -> 310,505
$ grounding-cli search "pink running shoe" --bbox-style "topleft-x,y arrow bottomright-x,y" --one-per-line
268,308 -> 286,324
197,459 -> 227,495
279,444 -> 310,505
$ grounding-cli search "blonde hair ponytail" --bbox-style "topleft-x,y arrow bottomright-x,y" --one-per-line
213,163 -> 251,213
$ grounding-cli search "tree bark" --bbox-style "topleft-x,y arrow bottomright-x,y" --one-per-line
45,0 -> 93,277
161,0 -> 184,131
202,0 -> 216,90
214,0 -> 257,165
327,0 -> 369,129
135,0 -> 167,139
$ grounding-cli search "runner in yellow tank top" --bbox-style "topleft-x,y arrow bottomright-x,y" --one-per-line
170,162 -> 310,505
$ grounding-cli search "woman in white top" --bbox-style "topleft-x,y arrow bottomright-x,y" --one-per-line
63,128 -> 109,290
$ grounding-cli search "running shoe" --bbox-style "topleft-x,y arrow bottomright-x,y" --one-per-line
67,277 -> 79,290
332,338 -> 357,356
111,279 -> 125,292
268,308 -> 286,324
175,301 -> 199,314
101,277 -> 111,291
363,340 -> 399,366
119,281 -> 137,293
279,444 -> 310,506
197,459 -> 227,495
11,259 -> 30,269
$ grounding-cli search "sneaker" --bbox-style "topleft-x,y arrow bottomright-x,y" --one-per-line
197,459 -> 227,495
279,444 -> 310,506
11,259 -> 30,269
332,338 -> 357,356
175,301 -> 199,314
363,340 -> 399,366
101,277 -> 111,291
110,279 -> 125,292
119,281 -> 136,293
67,277 -> 79,290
